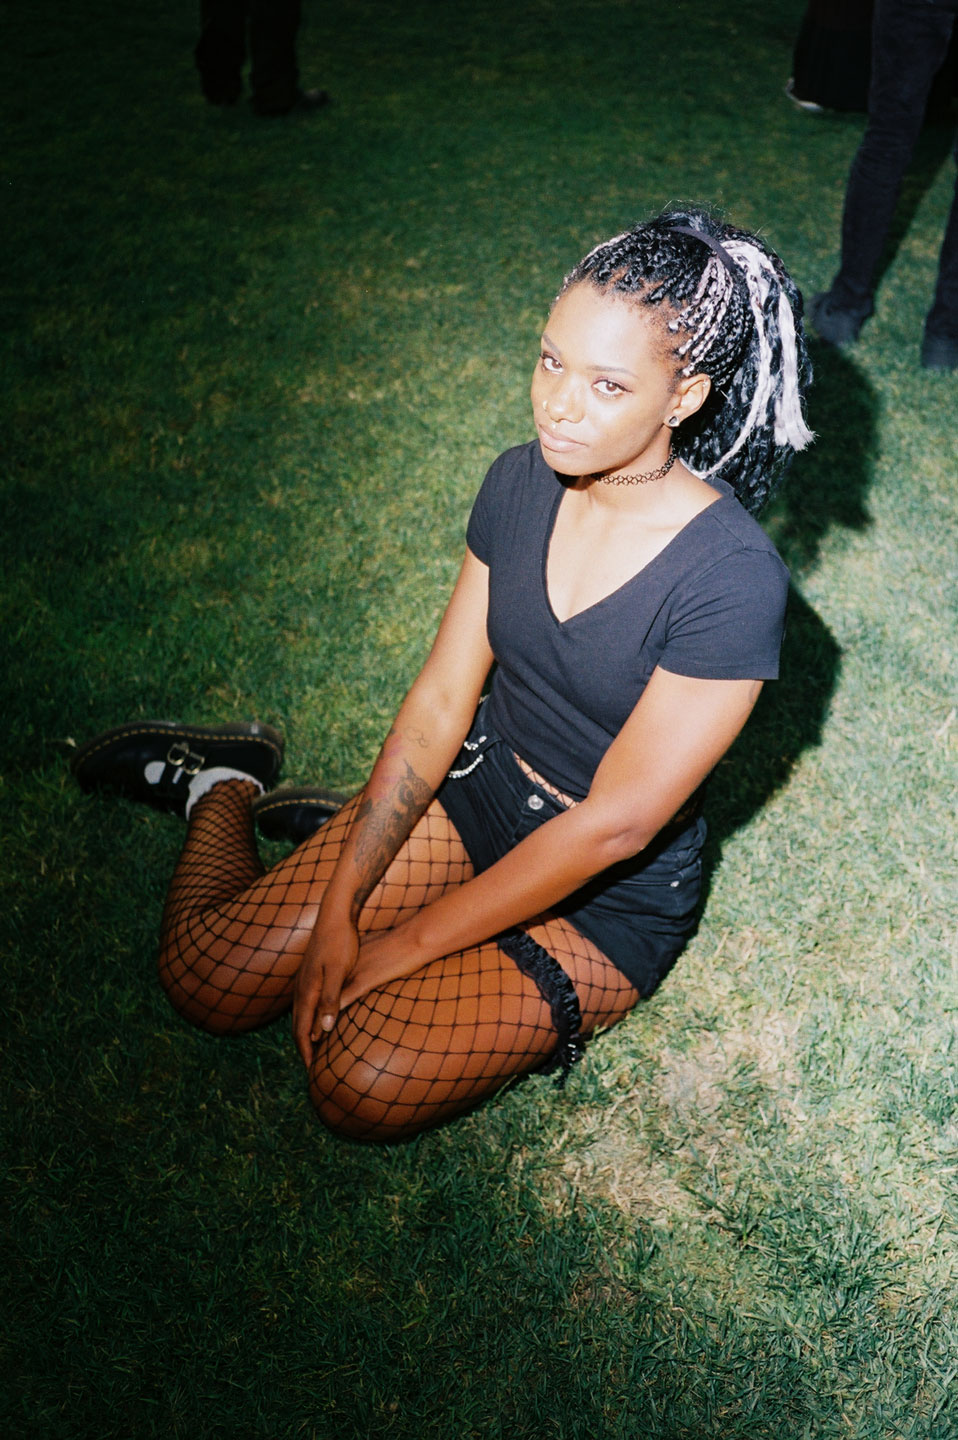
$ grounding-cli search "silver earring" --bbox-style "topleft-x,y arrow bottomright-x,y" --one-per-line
667,415 -> 680,428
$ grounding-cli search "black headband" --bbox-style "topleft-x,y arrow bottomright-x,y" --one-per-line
670,225 -> 743,285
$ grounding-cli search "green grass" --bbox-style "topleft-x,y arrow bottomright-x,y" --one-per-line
3,1 -> 958,1436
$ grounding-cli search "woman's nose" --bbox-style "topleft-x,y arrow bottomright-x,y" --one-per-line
545,377 -> 582,422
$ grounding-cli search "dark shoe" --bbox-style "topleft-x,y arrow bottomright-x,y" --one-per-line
810,291 -> 872,346
70,720 -> 284,816
293,87 -> 331,111
784,78 -> 825,114
252,785 -> 347,843
920,331 -> 958,371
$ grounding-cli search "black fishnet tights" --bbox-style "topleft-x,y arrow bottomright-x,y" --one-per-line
158,780 -> 640,1141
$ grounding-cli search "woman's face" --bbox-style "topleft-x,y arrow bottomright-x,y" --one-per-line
530,282 -> 690,480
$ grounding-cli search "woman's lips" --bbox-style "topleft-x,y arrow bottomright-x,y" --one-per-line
537,425 -> 585,453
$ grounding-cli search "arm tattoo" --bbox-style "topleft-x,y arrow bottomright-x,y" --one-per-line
351,760 -> 433,912
383,724 -> 429,751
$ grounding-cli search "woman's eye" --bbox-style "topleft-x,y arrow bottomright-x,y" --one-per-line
540,352 -> 561,373
595,379 -> 624,396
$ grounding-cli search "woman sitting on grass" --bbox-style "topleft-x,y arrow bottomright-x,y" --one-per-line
72,209 -> 813,1142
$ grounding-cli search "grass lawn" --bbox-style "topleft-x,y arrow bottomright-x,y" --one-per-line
3,1 -> 957,1436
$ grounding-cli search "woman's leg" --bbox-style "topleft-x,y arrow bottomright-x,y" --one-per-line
308,919 -> 640,1142
156,778 -> 640,1141
157,781 -> 473,1034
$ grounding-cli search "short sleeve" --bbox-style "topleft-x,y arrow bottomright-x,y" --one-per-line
658,548 -> 789,680
465,460 -> 498,564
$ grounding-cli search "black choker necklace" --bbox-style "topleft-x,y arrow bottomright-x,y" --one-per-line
597,449 -> 677,486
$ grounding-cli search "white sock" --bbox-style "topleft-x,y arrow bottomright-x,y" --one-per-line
183,766 -> 264,818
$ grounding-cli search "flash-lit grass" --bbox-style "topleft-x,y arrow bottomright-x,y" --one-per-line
3,1 -> 958,1436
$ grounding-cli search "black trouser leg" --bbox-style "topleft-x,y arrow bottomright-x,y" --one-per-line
248,0 -> 302,114
195,0 -> 249,105
831,0 -> 956,312
926,142 -> 958,339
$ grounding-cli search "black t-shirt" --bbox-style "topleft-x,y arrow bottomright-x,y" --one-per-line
467,441 -> 789,798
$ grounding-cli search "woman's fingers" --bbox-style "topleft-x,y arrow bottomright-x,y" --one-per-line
292,971 -> 321,1065
315,965 -> 344,1037
292,921 -> 361,1064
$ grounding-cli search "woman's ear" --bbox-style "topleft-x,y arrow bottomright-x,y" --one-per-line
670,370 -> 712,424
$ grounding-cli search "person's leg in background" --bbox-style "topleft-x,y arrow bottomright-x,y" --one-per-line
812,0 -> 957,344
248,0 -> 330,116
195,0 -> 248,106
248,0 -> 300,115
923,131 -> 958,365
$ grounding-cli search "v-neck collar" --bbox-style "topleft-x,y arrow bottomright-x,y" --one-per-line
540,471 -> 729,628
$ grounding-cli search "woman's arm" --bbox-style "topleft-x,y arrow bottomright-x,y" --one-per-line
292,549 -> 494,1059
341,665 -> 762,1003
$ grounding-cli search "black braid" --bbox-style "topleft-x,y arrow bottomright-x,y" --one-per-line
562,208 -> 813,513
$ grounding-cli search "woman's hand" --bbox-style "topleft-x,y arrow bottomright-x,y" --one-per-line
293,918 -> 431,1065
292,917 -> 361,1066
338,923 -> 428,1011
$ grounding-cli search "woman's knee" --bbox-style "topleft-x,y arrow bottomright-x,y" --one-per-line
308,1046 -> 408,1140
159,974 -> 252,1035
307,1036 -> 476,1142
308,1078 -> 440,1142
157,951 -> 289,1035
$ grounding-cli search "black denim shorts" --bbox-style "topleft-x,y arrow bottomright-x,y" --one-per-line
436,708 -> 704,997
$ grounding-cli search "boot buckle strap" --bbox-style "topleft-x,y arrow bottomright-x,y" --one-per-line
166,740 -> 206,775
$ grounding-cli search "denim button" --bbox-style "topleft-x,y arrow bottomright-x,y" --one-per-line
527,794 -> 545,811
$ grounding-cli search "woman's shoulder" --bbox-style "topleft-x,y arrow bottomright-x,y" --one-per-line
661,482 -> 790,678
475,439 -> 556,512
468,441 -> 556,559
661,479 -> 789,618
694,479 -> 786,566
484,439 -> 550,484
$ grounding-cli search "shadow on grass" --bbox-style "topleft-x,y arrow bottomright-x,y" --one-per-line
765,338 -> 877,573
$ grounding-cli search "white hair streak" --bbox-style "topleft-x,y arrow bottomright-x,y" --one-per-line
695,239 -> 814,478
677,256 -> 736,367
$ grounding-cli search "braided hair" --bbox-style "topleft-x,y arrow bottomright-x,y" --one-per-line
562,208 -> 813,514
